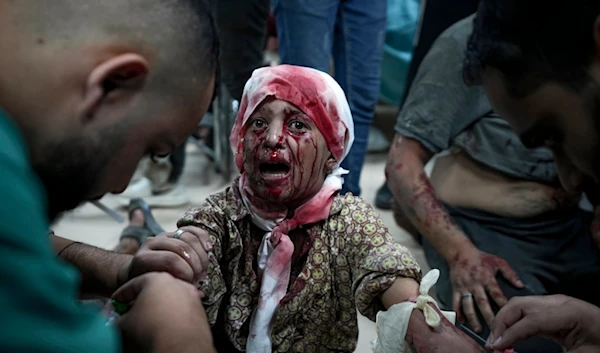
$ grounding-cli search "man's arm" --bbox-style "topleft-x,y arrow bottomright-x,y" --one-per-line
53,224 -> 213,298
52,234 -> 133,298
386,21 -> 524,330
386,136 -> 473,261
386,135 -> 523,332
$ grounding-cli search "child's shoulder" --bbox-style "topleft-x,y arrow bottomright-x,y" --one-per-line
333,192 -> 377,211
330,193 -> 382,225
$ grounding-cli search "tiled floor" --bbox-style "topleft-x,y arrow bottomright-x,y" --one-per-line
54,145 -> 429,353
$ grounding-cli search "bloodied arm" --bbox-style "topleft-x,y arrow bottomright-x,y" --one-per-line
385,135 -> 471,262
346,198 -> 482,352
385,135 -> 523,332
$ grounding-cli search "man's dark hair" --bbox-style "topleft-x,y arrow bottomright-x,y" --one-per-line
180,0 -> 220,79
463,0 -> 600,96
30,0 -> 221,95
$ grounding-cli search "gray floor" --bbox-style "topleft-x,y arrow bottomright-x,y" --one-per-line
54,145 -> 429,353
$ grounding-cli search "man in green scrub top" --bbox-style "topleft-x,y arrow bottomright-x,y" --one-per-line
0,1 -> 219,352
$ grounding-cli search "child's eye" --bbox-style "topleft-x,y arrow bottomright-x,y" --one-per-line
289,121 -> 307,131
251,119 -> 266,128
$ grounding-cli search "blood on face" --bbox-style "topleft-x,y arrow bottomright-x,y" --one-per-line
242,99 -> 335,208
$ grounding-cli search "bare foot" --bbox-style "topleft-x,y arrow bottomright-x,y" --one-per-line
114,209 -> 145,255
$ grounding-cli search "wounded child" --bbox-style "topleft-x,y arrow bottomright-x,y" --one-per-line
173,65 -> 505,352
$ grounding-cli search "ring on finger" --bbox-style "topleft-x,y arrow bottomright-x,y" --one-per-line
461,293 -> 474,301
173,229 -> 185,240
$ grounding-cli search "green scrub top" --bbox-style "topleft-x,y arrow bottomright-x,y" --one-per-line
0,108 -> 120,353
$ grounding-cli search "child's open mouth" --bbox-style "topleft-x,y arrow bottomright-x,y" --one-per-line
259,162 -> 291,180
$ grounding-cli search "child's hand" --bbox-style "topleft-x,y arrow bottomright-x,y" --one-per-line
118,226 -> 213,288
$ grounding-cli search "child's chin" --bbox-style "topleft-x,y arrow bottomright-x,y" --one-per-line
255,187 -> 290,202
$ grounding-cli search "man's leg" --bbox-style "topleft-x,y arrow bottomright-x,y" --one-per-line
555,209 -> 600,306
422,204 -> 563,353
274,0 -> 338,73
333,0 -> 387,196
213,0 -> 270,102
113,208 -> 147,255
114,199 -> 164,255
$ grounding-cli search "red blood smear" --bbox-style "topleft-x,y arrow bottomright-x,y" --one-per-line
270,151 -> 279,161
481,255 -> 502,268
410,174 -> 454,231
266,186 -> 283,198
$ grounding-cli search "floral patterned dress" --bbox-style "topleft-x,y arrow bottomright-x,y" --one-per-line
178,178 -> 422,353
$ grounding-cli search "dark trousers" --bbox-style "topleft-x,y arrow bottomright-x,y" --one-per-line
168,0 -> 270,182
168,140 -> 187,184
212,0 -> 271,102
274,0 -> 387,197
423,203 -> 600,353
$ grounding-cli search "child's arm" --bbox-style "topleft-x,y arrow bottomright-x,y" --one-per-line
340,196 -> 484,353
381,277 -> 485,353
176,194 -> 231,327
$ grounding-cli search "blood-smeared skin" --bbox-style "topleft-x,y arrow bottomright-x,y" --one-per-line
242,100 -> 334,211
387,150 -> 460,249
405,304 -> 485,353
231,65 -> 350,177
451,253 -> 512,299
386,136 -> 521,327
448,249 -> 521,326
411,174 -> 455,231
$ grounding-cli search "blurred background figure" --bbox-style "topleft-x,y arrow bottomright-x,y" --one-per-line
116,145 -> 189,207
375,0 -> 480,209
273,0 -> 387,196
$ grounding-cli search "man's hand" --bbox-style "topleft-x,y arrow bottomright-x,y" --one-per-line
487,295 -> 600,353
449,247 -> 523,332
113,272 -> 215,353
117,226 -> 212,289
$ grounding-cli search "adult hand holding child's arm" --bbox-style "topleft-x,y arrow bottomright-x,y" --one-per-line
113,272 -> 215,353
53,226 -> 212,298
119,226 -> 212,289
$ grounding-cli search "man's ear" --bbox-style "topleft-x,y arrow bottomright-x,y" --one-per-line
326,155 -> 337,172
79,53 -> 149,122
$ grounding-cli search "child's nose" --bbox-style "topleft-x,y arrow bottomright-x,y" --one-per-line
265,122 -> 284,148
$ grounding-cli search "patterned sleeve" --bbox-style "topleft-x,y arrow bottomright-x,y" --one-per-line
341,195 -> 422,321
177,192 -> 229,326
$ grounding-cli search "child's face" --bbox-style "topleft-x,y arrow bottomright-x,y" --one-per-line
243,98 -> 336,206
